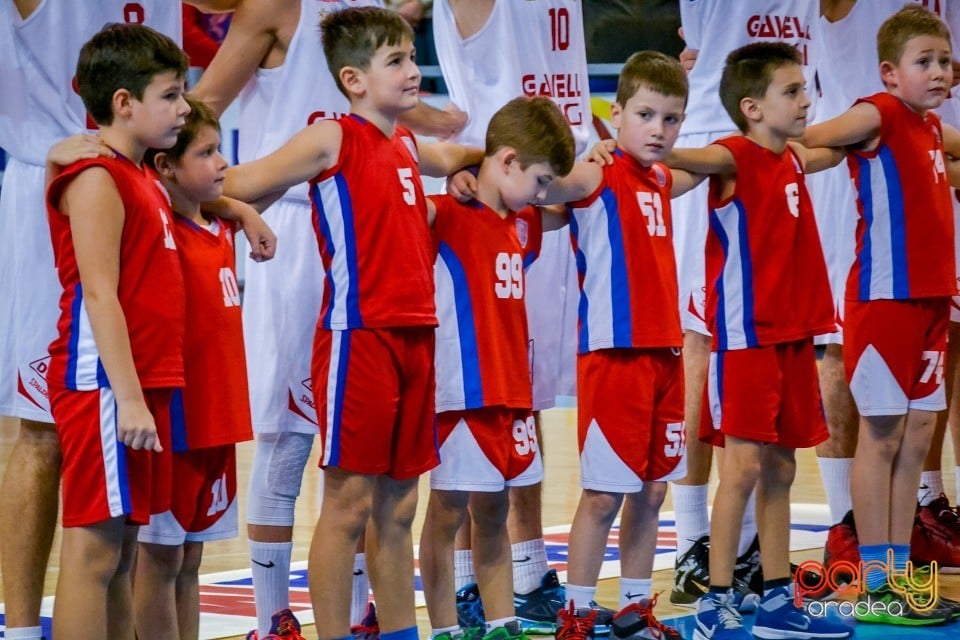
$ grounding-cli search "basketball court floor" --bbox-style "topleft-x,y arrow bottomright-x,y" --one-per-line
1,408 -> 959,639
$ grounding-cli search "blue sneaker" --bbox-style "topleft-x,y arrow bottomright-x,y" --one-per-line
752,586 -> 853,639
514,569 -> 566,633
693,591 -> 750,640
457,583 -> 487,629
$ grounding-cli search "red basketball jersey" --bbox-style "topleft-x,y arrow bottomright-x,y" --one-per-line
846,92 -> 956,301
309,114 -> 437,330
170,217 -> 253,450
431,196 -> 543,411
705,136 -> 834,351
567,151 -> 682,352
46,156 -> 185,390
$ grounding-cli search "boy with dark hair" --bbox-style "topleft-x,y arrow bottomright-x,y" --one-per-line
804,4 -> 960,625
44,23 -> 190,640
663,42 -> 853,640
222,7 -> 482,640
420,95 -> 575,640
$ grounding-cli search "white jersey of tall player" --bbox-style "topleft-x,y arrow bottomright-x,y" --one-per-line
0,0 -> 181,421
239,0 -> 381,434
433,0 -> 590,408
673,0 -> 819,336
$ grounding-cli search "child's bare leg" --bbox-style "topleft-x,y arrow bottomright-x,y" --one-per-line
53,516 -> 126,640
566,490 -> 624,594
365,475 -> 420,633
470,490 -> 512,621
708,437 -> 761,586
420,489 -> 469,629
310,468 -> 375,640
108,526 -> 141,640
893,410 -> 936,543
134,541 -> 182,640
176,541 -> 204,640
619,482 -> 667,581
851,415 -> 905,544
756,445 -> 796,583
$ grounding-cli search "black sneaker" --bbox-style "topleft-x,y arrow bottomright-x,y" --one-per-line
514,569 -> 566,633
733,535 -> 762,596
671,535 -> 711,605
457,582 -> 486,629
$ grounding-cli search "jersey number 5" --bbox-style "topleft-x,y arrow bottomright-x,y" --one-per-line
398,168 -> 417,205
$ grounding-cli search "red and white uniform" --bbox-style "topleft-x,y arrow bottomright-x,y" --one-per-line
843,93 -> 956,416
0,0 -> 181,422
239,0 -> 382,435
701,137 -> 832,447
433,0 -> 590,409
140,217 -> 253,544
567,152 -> 686,491
430,196 -> 544,491
674,0 -> 818,336
46,156 -> 185,526
309,115 -> 439,479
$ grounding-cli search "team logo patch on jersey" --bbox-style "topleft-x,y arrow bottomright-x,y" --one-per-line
516,218 -> 529,248
653,164 -> 667,187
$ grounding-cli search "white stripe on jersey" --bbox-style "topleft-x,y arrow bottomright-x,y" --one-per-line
73,295 -> 102,390
862,156 -> 897,299
314,177 -> 353,330
711,201 -> 751,350
434,258 -> 468,412
98,386 -> 126,518
323,330 -> 344,468
572,200 -> 616,350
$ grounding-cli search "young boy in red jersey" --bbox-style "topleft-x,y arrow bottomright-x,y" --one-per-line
222,8 -> 483,640
419,96 -> 575,640
44,23 -> 190,640
662,43 -> 854,640
804,5 -> 960,624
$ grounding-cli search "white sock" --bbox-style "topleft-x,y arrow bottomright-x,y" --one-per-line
565,584 -> 597,609
919,470 -> 945,506
672,483 -> 710,557
249,540 -> 293,637
455,549 -> 475,589
512,538 -> 549,594
817,457 -> 853,523
486,616 -> 516,630
4,627 -> 44,640
351,552 -> 371,626
619,577 -> 652,609
737,489 -> 757,557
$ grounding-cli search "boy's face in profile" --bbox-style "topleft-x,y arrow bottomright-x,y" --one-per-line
753,63 -> 809,139
611,85 -> 685,167
883,34 -> 952,112
168,125 -> 228,203
129,71 -> 190,150
360,37 -> 421,114
500,157 -> 556,212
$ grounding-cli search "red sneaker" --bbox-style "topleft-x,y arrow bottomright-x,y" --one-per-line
912,495 -> 960,572
556,601 -> 597,640
611,594 -> 681,640
823,510 -> 860,586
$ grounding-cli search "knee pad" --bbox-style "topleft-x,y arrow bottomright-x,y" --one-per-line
246,432 -> 314,526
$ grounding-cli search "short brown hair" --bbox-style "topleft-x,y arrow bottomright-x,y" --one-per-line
877,4 -> 951,66
485,97 -> 576,177
719,42 -> 801,133
321,6 -> 414,97
76,23 -> 188,126
145,98 -> 220,169
616,51 -> 688,107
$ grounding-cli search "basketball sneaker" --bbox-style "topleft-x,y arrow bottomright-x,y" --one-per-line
556,601 -> 598,640
911,495 -> 960,572
457,583 -> 486,629
853,581 -> 952,626
573,601 -> 616,637
514,569 -> 566,633
752,585 -> 853,639
610,594 -> 683,640
692,590 -> 749,640
732,536 -> 762,596
351,602 -> 379,640
259,608 -> 307,639
822,510 -> 860,587
482,621 -> 531,640
671,535 -> 757,612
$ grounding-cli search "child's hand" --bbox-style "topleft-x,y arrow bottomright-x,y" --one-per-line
242,212 -> 277,262
438,102 -> 468,141
47,134 -> 114,167
446,168 -> 479,202
116,398 -> 162,452
586,139 -> 616,166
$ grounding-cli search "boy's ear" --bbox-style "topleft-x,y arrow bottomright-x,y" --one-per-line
879,60 -> 898,88
339,65 -> 365,98
498,146 -> 520,172
610,102 -> 623,130
740,96 -> 762,124
111,88 -> 134,120
152,152 -> 176,179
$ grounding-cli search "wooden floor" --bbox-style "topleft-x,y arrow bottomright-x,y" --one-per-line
1,410 -> 958,639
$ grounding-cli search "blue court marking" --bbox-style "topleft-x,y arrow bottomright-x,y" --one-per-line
0,614 -> 53,639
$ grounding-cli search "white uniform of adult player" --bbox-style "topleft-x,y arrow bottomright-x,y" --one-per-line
0,3 -> 181,637
433,0 -> 591,604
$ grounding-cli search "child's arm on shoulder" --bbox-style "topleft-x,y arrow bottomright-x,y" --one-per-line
942,123 -> 960,158
224,119 -> 342,205
45,134 -> 114,188
541,162 -> 604,205
202,197 -> 277,262
539,204 -> 569,231
60,169 -> 161,452
666,145 -> 736,175
786,141 -> 846,174
803,102 -> 881,149
418,141 -> 485,178
669,168 -> 707,198
399,101 -> 468,140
